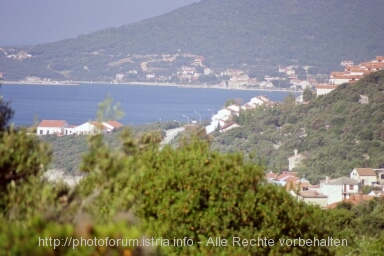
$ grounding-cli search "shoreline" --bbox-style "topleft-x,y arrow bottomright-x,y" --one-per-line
3,80 -> 303,93
3,80 -> 79,86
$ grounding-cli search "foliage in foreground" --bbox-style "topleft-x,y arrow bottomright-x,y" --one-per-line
134,133 -> 335,255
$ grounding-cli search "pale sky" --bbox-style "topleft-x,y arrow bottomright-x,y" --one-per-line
0,0 -> 199,46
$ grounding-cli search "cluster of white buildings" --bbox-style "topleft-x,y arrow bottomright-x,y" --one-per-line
316,55 -> 384,97
266,164 -> 384,208
205,95 -> 273,134
37,120 -> 124,136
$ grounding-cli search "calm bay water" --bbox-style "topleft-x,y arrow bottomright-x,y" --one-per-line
1,83 -> 299,126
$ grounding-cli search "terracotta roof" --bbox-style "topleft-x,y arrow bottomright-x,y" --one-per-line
276,173 -> 291,181
327,194 -> 376,209
38,120 -> 67,128
89,121 -> 108,129
325,176 -> 359,185
284,176 -> 300,183
333,76 -> 353,79
266,172 -> 277,179
316,84 -> 337,89
330,71 -> 347,76
104,120 -> 124,129
300,190 -> 328,198
354,168 -> 376,176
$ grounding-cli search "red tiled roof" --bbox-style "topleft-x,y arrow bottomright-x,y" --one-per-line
104,120 -> 124,129
276,173 -> 290,181
327,194 -> 376,209
276,173 -> 298,181
316,84 -> 337,89
300,190 -> 328,198
355,168 -> 376,176
89,121 -> 108,129
284,176 -> 300,182
38,120 -> 67,127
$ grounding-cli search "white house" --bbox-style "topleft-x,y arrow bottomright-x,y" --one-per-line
213,105 -> 240,122
341,60 -> 354,67
37,120 -> 69,135
74,121 -> 108,135
350,168 -> 377,186
214,108 -> 232,122
316,84 -> 337,97
329,76 -> 350,85
297,190 -> 328,208
249,95 -> 272,106
64,125 -> 77,135
374,169 -> 384,185
226,104 -> 240,114
146,73 -> 155,80
321,176 -> 359,205
204,68 -> 212,75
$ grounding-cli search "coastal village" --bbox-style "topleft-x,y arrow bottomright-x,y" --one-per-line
266,164 -> 384,209
37,117 -> 384,210
204,55 -> 384,210
2,44 -> 382,93
205,55 -> 384,133
34,54 -> 384,210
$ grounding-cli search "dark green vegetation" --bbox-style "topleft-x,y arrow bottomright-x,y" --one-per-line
2,0 -> 384,80
211,71 -> 384,184
2,79 -> 384,255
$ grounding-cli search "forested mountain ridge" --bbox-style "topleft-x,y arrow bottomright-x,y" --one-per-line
1,0 -> 384,80
211,71 -> 384,184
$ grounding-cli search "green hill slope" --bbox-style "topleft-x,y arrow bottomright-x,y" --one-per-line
1,0 -> 384,80
211,71 -> 384,183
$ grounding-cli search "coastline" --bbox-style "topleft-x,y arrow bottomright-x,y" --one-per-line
3,80 -> 79,86
3,80 -> 302,93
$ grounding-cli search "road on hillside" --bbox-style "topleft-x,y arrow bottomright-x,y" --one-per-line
160,127 -> 185,147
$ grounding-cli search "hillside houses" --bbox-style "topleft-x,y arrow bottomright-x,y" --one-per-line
267,166 -> 384,208
103,52 -> 330,89
37,120 -> 69,135
206,95 -> 274,134
241,95 -> 273,110
350,168 -> 377,186
316,55 -> 384,96
37,120 -> 124,136
320,177 -> 359,205
316,84 -> 338,97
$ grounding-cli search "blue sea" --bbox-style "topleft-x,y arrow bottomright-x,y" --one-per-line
1,83 -> 300,126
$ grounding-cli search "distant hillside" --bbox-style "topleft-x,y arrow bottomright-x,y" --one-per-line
1,0 -> 384,80
211,71 -> 384,184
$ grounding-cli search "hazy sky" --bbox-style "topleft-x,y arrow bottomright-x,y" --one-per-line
0,0 -> 199,46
